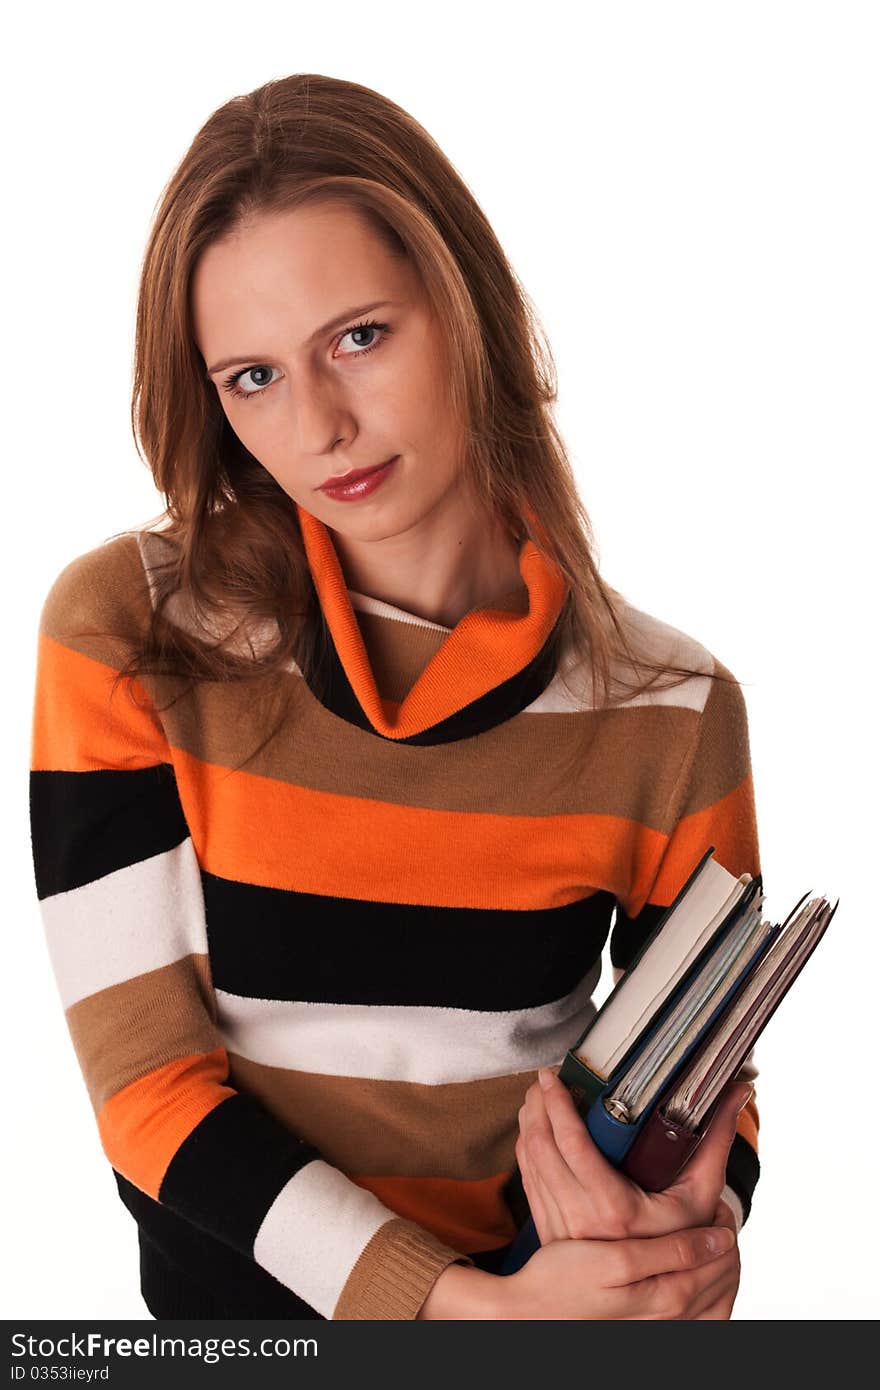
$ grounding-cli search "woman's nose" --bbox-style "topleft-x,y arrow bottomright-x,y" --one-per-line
289,372 -> 355,456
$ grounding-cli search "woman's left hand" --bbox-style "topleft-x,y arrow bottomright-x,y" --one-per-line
691,1193 -> 741,1319
515,1067 -> 750,1246
515,1069 -> 745,1318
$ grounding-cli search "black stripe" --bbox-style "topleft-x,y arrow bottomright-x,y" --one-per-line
725,1132 -> 760,1224
203,874 -> 615,1010
156,1091 -> 321,1257
609,900 -> 667,971
29,764 -> 189,899
114,1169 -> 323,1317
307,616 -> 564,743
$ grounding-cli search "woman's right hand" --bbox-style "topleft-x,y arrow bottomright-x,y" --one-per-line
418,1222 -> 737,1320
500,1222 -> 737,1320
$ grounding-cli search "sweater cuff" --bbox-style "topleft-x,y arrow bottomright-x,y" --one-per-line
720,1183 -> 744,1234
724,1131 -> 760,1228
333,1217 -> 474,1319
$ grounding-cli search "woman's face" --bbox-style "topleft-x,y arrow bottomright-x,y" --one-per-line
191,201 -> 469,540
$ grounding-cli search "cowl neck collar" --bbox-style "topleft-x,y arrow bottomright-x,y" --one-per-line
295,503 -> 569,744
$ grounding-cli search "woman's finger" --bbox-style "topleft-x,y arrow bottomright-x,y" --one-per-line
519,1084 -> 615,1236
633,1252 -> 738,1320
668,1081 -> 753,1217
516,1113 -> 567,1243
515,1131 -> 552,1243
687,1258 -> 740,1319
607,1223 -> 735,1293
693,1290 -> 738,1320
537,1071 -> 635,1186
681,1254 -> 739,1319
627,1235 -> 738,1319
622,1084 -> 750,1240
533,1071 -> 641,1233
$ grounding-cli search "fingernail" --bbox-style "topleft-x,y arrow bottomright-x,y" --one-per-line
538,1067 -> 554,1090
706,1227 -> 735,1254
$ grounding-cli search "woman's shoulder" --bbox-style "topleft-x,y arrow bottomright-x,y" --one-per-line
37,528 -> 159,651
40,525 -> 284,668
550,586 -> 739,717
608,588 -> 719,677
602,588 -> 750,739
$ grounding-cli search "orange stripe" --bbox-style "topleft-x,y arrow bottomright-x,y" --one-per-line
735,1095 -> 759,1154
96,1047 -> 235,1198
643,776 -> 762,913
31,636 -> 757,917
296,503 -> 568,739
356,1106 -> 759,1253
351,1171 -> 518,1253
31,634 -> 165,772
173,742 -> 663,908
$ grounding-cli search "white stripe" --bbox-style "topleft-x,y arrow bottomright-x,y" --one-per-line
215,958 -> 602,1084
253,1160 -> 396,1318
524,600 -> 714,715
137,529 -> 280,658
720,1183 -> 744,1233
348,589 -> 452,633
39,840 -> 208,1008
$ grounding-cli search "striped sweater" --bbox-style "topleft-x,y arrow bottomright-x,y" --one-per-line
29,503 -> 762,1320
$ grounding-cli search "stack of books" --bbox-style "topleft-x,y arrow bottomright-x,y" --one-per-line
501,846 -> 838,1274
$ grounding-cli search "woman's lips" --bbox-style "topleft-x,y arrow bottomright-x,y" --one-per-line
317,456 -> 399,501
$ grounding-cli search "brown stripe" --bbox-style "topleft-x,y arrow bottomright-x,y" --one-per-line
38,532 -> 748,832
227,1053 -> 530,1180
66,955 -> 217,1111
39,533 -> 153,658
151,680 -> 732,827
149,656 -> 747,828
333,1219 -> 469,1319
354,609 -> 447,703
354,583 -> 528,703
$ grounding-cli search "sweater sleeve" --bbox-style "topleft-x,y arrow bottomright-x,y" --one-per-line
608,658 -> 762,1227
28,539 -> 472,1319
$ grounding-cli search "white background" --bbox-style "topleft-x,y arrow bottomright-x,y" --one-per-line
4,0 -> 877,1321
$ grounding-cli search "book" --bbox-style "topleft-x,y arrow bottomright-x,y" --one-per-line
500,846 -> 838,1275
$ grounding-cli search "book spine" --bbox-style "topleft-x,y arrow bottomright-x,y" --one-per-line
585,1095 -> 642,1163
564,845 -> 719,1061
620,1107 -> 707,1190
558,1051 -> 607,1111
585,918 -> 779,1166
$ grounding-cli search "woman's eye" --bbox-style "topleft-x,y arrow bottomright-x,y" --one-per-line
219,319 -> 390,402
336,321 -> 385,354
221,365 -> 278,399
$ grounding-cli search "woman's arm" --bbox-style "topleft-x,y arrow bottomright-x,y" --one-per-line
30,537 -> 469,1320
418,1225 -> 740,1320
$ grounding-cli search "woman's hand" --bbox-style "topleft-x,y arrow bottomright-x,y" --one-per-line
419,1221 -> 739,1320
502,1221 -> 739,1320
511,1070 -> 747,1318
515,1068 -> 753,1244
687,1193 -> 741,1319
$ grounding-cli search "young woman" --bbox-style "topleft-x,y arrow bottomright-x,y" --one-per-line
29,73 -> 760,1320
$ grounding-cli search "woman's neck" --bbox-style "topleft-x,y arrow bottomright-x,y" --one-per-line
328,488 -> 525,629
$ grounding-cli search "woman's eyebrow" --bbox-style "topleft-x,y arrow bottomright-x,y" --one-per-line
205,299 -> 399,376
